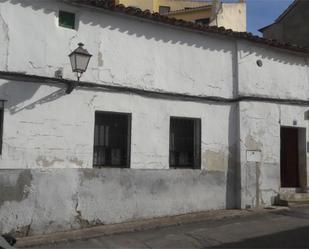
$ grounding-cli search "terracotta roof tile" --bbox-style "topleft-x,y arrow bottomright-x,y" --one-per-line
65,0 -> 309,55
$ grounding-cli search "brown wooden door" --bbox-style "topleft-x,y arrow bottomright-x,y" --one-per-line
281,127 -> 300,187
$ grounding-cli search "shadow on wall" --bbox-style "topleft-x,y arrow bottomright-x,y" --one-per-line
0,81 -> 66,114
0,0 -> 307,66
226,103 -> 240,209
0,0 -> 231,53
240,42 -> 308,67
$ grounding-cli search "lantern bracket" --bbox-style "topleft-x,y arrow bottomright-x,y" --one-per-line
66,81 -> 77,94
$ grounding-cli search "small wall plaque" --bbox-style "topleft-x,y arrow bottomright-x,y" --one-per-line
246,150 -> 262,163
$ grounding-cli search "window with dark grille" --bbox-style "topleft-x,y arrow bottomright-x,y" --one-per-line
195,18 -> 210,25
170,117 -> 201,169
159,6 -> 171,14
93,111 -> 131,168
59,11 -> 76,29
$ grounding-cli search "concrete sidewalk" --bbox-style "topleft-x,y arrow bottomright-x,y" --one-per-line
16,207 -> 291,248
25,206 -> 309,248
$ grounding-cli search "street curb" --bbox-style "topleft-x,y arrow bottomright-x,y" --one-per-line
16,207 -> 289,248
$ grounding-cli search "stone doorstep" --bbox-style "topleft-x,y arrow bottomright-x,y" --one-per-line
280,193 -> 309,201
279,199 -> 309,207
279,188 -> 309,194
16,207 -> 289,248
279,189 -> 309,206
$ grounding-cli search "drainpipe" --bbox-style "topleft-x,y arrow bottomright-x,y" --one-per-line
210,0 -> 222,26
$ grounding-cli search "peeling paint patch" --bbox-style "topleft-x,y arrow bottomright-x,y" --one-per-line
98,52 -> 103,67
36,156 -> 64,167
245,135 -> 263,150
82,169 -> 104,181
69,157 -> 83,167
0,170 -> 32,206
203,150 -> 228,172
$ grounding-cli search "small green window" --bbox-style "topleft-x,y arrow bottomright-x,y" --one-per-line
59,11 -> 76,29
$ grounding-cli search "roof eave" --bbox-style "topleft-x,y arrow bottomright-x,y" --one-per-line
258,23 -> 275,32
64,0 -> 309,56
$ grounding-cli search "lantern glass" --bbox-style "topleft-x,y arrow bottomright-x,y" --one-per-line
69,53 -> 77,72
76,53 -> 91,73
69,43 -> 92,74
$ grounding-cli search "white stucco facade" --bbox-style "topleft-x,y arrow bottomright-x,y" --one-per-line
0,0 -> 236,170
0,0 -> 308,236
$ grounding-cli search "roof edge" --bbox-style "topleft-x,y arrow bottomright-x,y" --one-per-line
260,0 -> 300,32
275,0 -> 299,23
65,0 -> 309,55
258,23 -> 275,32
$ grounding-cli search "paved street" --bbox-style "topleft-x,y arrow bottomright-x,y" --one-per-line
29,206 -> 309,249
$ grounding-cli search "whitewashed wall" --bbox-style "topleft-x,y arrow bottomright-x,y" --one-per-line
237,41 -> 309,208
0,0 -> 308,220
0,0 -> 236,171
238,41 -> 309,100
0,0 -> 234,98
0,78 -> 234,171
239,102 -> 309,208
0,168 -> 228,235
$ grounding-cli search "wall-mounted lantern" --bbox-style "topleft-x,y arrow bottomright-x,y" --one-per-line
67,43 -> 92,94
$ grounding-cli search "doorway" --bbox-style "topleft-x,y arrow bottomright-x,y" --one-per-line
280,127 -> 306,188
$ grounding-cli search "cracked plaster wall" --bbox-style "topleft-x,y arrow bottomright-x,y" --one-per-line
0,0 -> 309,213
0,78 -> 233,170
238,40 -> 309,101
0,0 -> 235,170
0,168 -> 226,235
237,41 -> 309,208
239,102 -> 309,208
0,0 -> 234,98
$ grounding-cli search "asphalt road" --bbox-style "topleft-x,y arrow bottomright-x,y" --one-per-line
30,206 -> 309,249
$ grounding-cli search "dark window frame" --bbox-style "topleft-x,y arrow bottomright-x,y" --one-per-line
93,111 -> 132,168
0,102 -> 4,155
58,10 -> 76,30
169,116 -> 201,170
159,5 -> 171,14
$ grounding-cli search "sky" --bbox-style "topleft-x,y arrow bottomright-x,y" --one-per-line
245,0 -> 294,35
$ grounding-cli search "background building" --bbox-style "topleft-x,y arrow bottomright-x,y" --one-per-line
116,0 -> 208,13
115,0 -> 247,32
260,0 -> 309,48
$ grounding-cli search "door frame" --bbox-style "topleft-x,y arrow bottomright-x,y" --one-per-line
280,126 -> 307,190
